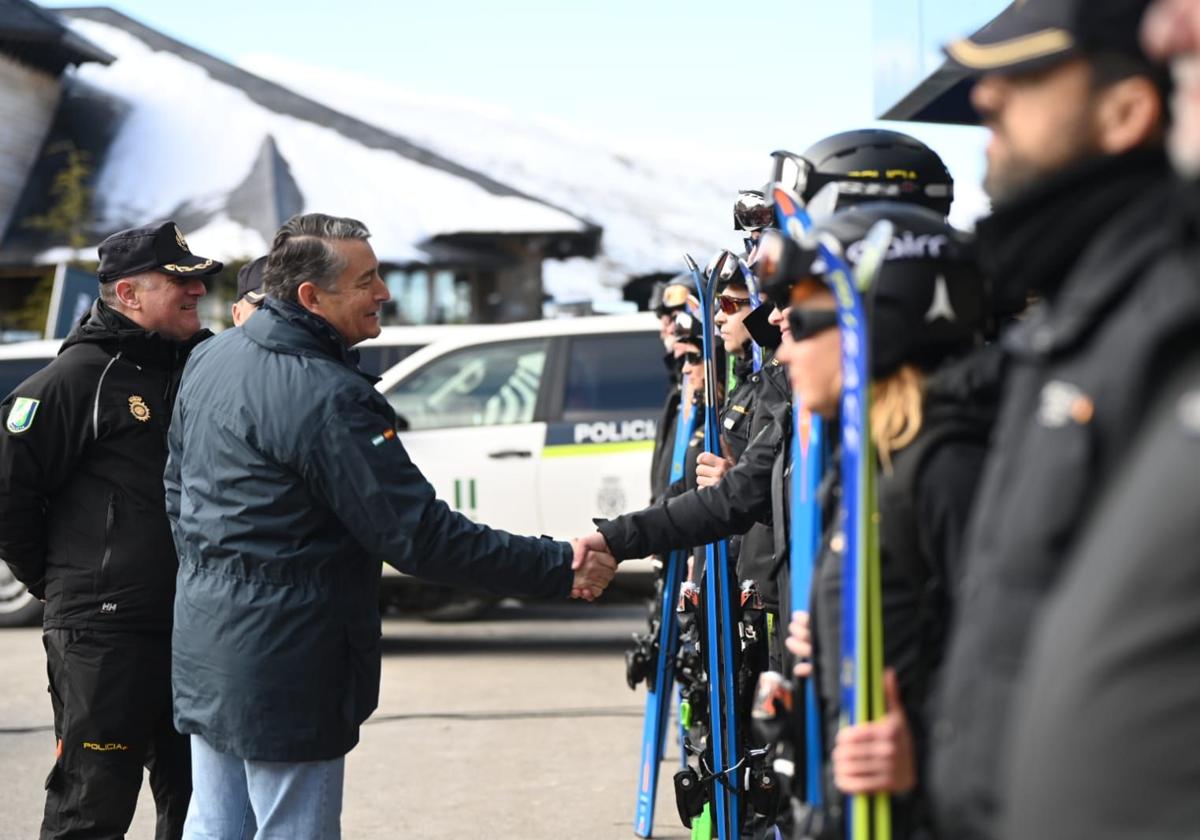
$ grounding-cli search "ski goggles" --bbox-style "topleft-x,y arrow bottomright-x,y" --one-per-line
716,293 -> 752,315
733,190 -> 773,231
788,307 -> 839,342
769,150 -> 816,200
750,229 -> 823,309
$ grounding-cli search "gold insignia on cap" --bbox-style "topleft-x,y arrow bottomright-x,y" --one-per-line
174,225 -> 191,254
128,396 -> 150,423
946,28 -> 1074,70
161,259 -> 215,273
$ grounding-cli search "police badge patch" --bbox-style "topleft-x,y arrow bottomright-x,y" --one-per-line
128,396 -> 151,422
5,397 -> 39,434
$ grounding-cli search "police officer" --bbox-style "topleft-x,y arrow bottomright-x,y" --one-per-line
649,278 -> 692,504
0,221 -> 220,839
230,255 -> 266,327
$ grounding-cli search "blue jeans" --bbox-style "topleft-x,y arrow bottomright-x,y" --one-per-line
182,735 -> 344,840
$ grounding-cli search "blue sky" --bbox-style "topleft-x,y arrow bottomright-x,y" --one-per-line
42,0 -> 1003,222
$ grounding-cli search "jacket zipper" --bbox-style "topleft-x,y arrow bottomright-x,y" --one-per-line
98,492 -> 115,594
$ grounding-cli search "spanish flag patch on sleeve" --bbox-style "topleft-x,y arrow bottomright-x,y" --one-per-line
371,428 -> 397,447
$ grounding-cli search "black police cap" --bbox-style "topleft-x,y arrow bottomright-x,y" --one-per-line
97,221 -> 223,283
237,256 -> 267,302
945,0 -> 1156,78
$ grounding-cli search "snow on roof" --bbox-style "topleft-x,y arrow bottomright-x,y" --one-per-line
55,16 -> 591,264
239,55 -> 746,288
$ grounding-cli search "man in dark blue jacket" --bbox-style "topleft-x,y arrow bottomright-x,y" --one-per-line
166,213 -> 616,839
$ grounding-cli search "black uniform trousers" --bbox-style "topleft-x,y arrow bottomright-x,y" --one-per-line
41,628 -> 190,840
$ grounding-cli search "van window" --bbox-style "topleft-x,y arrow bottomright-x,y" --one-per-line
357,343 -> 424,377
0,357 -> 53,400
562,333 -> 668,421
385,339 -> 547,430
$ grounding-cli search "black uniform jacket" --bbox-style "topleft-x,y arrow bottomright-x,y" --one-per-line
599,382 -> 791,561
930,153 -> 1200,840
0,301 -> 207,631
803,352 -> 999,833
1002,345 -> 1200,840
649,353 -> 682,504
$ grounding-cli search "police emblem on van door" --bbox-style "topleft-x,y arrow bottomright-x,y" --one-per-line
128,396 -> 151,422
597,477 -> 626,517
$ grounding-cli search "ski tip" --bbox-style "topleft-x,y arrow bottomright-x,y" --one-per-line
683,253 -> 699,272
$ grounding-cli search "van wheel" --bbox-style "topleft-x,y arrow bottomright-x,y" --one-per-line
422,594 -> 498,622
0,565 -> 43,628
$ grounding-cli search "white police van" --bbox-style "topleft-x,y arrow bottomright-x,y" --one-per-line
376,313 -> 667,618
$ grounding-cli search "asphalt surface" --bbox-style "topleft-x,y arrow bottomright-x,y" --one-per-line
0,601 -> 693,839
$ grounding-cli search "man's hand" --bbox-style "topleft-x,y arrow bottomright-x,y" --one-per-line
570,535 -> 617,601
831,669 -> 917,795
696,452 -> 733,488
784,610 -> 813,678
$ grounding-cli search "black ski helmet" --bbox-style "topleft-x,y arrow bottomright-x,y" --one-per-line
771,129 -> 954,217
672,306 -> 704,346
792,201 -> 983,377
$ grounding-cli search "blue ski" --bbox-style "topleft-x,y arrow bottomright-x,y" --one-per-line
789,402 -> 825,808
818,221 -> 894,840
634,384 -> 697,837
685,253 -> 743,840
771,179 -> 829,812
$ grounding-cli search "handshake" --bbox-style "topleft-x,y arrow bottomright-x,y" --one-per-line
569,532 -> 616,601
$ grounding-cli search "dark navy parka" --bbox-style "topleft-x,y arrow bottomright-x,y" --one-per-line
167,299 -> 572,761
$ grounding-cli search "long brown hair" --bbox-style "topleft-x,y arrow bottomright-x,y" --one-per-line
870,364 -> 927,472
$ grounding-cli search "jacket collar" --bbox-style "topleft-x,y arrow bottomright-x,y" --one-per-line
1002,168 -> 1176,359
976,149 -> 1170,312
61,300 -> 209,369
244,297 -> 377,382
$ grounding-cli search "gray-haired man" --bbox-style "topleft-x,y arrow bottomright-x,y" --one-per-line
165,213 -> 617,838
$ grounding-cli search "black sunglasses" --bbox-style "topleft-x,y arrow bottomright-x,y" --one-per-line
788,308 -> 839,342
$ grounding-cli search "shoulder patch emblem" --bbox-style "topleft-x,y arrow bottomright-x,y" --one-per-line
1038,380 -> 1093,428
5,397 -> 39,434
128,396 -> 151,422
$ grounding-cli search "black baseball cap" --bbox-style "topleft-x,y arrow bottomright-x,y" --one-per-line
945,0 -> 1156,78
97,221 -> 223,283
237,256 -> 267,303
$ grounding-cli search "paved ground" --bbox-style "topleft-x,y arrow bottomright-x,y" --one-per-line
0,601 -> 693,839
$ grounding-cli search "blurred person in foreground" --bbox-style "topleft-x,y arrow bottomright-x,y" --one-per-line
927,1 -> 1200,838
1000,1 -> 1200,837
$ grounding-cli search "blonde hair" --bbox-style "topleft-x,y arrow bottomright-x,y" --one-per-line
870,364 -> 927,472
